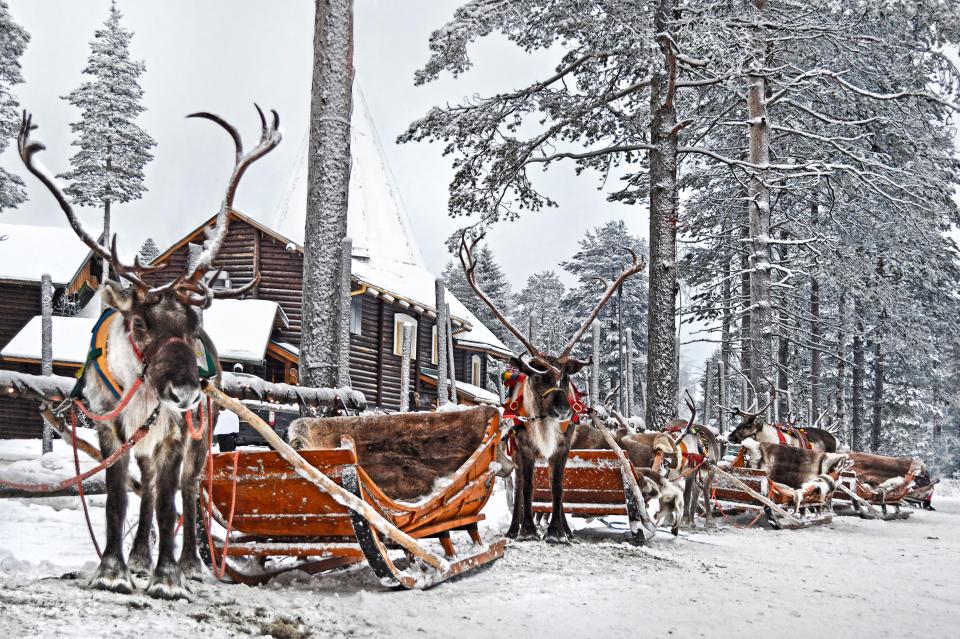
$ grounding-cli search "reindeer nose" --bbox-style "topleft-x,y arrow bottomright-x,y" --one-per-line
166,383 -> 200,409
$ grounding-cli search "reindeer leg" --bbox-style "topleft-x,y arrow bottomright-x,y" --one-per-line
505,459 -> 524,539
701,467 -> 714,528
544,454 -> 572,544
128,455 -> 155,576
178,436 -> 207,580
517,448 -> 540,541
681,475 -> 696,527
90,425 -> 134,594
147,444 -> 189,600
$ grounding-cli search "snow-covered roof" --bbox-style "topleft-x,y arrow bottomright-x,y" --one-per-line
1,299 -> 286,365
0,223 -> 91,285
265,85 -> 508,357
420,369 -> 501,406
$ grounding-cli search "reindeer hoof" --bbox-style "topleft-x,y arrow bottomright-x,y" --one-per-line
90,556 -> 134,595
178,554 -> 205,582
544,529 -> 572,545
515,527 -> 541,542
128,550 -> 153,577
146,563 -> 190,601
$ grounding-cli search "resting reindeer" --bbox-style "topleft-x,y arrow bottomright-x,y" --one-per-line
726,401 -> 838,453
459,232 -> 644,543
17,107 -> 280,598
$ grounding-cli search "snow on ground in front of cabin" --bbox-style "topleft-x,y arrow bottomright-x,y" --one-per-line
1,440 -> 959,639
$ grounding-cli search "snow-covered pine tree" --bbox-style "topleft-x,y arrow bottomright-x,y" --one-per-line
137,236 -> 160,263
560,221 -> 648,411
511,271 -> 568,357
0,0 -> 29,212
58,0 -> 155,283
443,244 -> 514,349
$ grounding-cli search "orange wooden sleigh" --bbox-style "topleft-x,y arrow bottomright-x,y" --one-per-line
832,455 -> 922,520
198,395 -> 506,589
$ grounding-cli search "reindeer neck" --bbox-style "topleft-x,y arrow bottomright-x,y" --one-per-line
105,313 -> 142,392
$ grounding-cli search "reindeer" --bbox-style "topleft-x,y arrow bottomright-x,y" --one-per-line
17,107 -> 280,599
661,393 -> 723,527
459,232 -> 644,543
726,401 -> 838,454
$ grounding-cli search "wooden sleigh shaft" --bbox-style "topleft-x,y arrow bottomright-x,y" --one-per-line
199,383 -> 505,589
711,465 -> 835,530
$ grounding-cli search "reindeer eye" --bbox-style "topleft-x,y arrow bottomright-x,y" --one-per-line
132,317 -> 146,331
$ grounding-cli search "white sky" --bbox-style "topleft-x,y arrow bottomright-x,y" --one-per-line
0,0 -> 647,290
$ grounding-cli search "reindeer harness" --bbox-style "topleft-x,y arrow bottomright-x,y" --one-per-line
773,424 -> 812,449
501,371 -> 588,440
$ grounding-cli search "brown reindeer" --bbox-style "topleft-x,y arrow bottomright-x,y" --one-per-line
459,232 -> 644,543
726,401 -> 838,454
17,107 -> 280,599
662,394 -> 723,527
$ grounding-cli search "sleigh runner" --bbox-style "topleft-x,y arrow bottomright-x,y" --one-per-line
198,391 -> 506,589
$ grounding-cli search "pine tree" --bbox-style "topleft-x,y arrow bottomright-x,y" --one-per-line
511,271 -> 568,356
59,0 -> 155,282
560,221 -> 648,407
137,236 -> 160,263
443,244 -> 514,348
0,0 -> 29,212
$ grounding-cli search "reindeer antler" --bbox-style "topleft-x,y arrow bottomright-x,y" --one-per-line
559,246 -> 645,359
17,112 -> 166,291
684,389 -> 697,428
458,229 -> 560,375
169,104 -> 280,307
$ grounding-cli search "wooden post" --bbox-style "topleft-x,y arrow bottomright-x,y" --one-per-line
496,359 -> 505,404
337,237 -> 353,388
741,378 -> 749,410
773,388 -> 779,424
446,304 -> 458,404
398,323 -> 412,412
717,361 -> 727,433
704,362 -> 713,429
41,274 -> 53,455
808,398 -> 814,428
591,321 -> 601,408
435,279 -> 448,406
624,327 -> 634,418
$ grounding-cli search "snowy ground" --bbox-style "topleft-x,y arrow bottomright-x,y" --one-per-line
1,441 -> 958,639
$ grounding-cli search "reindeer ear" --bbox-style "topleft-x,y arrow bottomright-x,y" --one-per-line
563,357 -> 590,375
101,280 -> 136,312
510,356 -> 533,375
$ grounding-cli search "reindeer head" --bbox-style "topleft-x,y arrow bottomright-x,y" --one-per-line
725,399 -> 773,444
18,107 -> 281,410
459,230 -> 644,420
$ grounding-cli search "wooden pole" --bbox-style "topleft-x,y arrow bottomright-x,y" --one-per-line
496,359 -> 505,404
591,321 -> 601,408
201,381 -> 450,572
398,323 -> 412,412
337,237 -> 353,388
434,279 -> 448,406
704,362 -> 713,429
711,464 -> 803,527
589,413 -> 657,537
446,304 -> 458,404
717,361 -> 727,433
41,274 -> 53,455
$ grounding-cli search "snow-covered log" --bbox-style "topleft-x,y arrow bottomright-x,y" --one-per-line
0,370 -> 365,413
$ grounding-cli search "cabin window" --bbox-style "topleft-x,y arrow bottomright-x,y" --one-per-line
393,313 -> 418,357
349,296 -> 363,335
471,355 -> 482,386
431,325 -> 438,365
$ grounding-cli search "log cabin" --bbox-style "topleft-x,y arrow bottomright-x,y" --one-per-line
0,90 -> 508,437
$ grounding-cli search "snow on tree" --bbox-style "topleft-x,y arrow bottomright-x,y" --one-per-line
0,0 -> 29,212
560,221 -> 648,412
137,236 -> 160,263
511,271 -> 568,357
58,0 -> 155,283
443,243 -> 515,348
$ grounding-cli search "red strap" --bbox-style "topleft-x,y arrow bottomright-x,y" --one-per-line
776,427 -> 786,445
74,377 -> 144,423
72,409 -> 102,558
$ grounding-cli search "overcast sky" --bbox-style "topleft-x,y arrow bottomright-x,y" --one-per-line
0,0 -> 646,290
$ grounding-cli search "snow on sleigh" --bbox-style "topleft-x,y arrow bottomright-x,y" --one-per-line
198,388 -> 506,589
710,443 -> 847,529
832,451 -> 924,520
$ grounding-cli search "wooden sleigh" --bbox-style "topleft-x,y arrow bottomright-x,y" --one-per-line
832,456 -> 922,521
198,392 -> 506,589
710,446 -> 839,529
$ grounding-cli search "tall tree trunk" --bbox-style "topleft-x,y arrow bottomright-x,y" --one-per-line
775,231 -> 789,420
851,297 -> 865,451
834,290 -> 846,440
301,0 -> 354,388
871,339 -> 883,452
739,220 -> 752,406
41,274 -> 53,455
720,225 -> 732,430
746,2 -> 773,403
809,204 -> 821,420
645,0 -> 680,431
101,198 -> 111,284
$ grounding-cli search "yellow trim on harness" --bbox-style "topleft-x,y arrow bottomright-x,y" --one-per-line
93,311 -> 124,397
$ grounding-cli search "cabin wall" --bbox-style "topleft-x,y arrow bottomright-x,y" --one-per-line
0,361 -> 80,439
